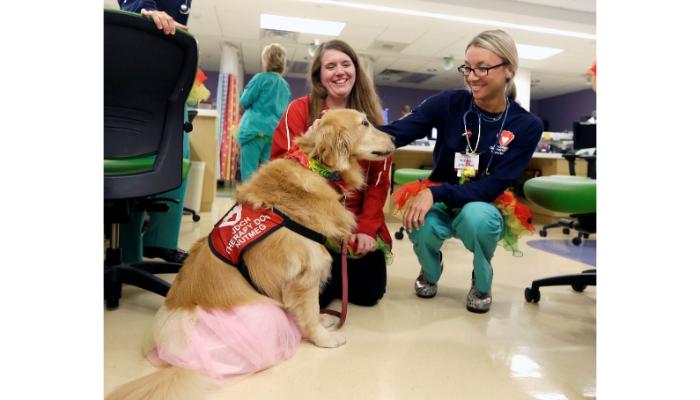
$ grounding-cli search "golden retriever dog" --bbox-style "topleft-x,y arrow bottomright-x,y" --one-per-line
106,109 -> 394,400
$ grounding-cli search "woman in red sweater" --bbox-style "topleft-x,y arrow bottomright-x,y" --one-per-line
271,40 -> 392,307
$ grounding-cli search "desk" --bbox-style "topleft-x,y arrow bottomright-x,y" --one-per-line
393,143 -> 434,170
189,109 -> 219,212
394,143 -> 586,173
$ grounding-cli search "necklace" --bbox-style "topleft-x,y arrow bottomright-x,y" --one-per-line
477,101 -> 508,123
480,109 -> 506,123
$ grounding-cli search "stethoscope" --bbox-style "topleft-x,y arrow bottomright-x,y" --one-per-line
123,0 -> 190,14
461,97 -> 510,175
179,0 -> 191,14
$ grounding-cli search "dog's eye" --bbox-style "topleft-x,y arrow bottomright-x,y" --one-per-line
361,120 -> 369,127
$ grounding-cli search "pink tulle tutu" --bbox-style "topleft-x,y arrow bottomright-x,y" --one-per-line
144,302 -> 302,379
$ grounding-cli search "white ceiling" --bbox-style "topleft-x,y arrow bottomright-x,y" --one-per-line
104,0 -> 596,99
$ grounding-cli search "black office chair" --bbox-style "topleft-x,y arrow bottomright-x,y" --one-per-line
522,151 -> 596,303
182,109 -> 201,222
104,9 -> 198,310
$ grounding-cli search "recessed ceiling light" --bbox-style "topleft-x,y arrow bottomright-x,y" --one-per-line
260,14 -> 345,36
517,44 -> 562,60
304,0 -> 595,40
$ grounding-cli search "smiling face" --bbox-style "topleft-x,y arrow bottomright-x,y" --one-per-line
320,49 -> 356,105
464,45 -> 513,104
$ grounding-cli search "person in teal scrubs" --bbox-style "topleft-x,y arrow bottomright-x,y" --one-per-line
238,43 -> 292,181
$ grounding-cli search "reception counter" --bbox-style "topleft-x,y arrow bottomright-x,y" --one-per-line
189,109 -> 219,212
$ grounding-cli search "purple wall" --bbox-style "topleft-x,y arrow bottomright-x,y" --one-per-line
375,85 -> 441,122
530,89 -> 596,132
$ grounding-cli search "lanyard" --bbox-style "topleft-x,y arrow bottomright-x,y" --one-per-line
461,98 -> 510,174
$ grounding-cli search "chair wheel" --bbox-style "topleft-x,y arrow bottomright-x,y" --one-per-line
562,228 -> 570,235
583,233 -> 590,239
394,231 -> 404,240
192,214 -> 201,222
572,237 -> 582,246
539,229 -> 547,237
572,282 -> 587,292
524,287 -> 540,303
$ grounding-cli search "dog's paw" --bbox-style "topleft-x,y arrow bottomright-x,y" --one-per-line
320,313 -> 339,329
312,331 -> 347,348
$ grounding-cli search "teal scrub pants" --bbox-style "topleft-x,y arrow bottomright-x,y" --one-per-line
118,114 -> 191,263
407,202 -> 504,293
240,134 -> 272,182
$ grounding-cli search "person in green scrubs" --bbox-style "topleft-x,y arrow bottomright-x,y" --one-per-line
238,43 -> 292,181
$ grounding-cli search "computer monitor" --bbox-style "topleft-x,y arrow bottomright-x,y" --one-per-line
573,122 -> 596,150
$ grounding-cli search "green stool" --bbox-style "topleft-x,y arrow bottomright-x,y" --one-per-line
393,168 -> 432,187
522,174 -> 596,303
524,175 -> 596,245
392,168 -> 432,240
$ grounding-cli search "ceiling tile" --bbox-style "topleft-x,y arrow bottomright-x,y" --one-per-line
376,26 -> 427,44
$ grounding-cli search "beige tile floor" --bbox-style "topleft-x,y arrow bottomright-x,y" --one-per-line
104,194 -> 596,400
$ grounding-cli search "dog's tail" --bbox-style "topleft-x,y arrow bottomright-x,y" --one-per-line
105,367 -> 217,400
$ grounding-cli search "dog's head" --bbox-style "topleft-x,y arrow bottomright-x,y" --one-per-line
295,109 -> 395,172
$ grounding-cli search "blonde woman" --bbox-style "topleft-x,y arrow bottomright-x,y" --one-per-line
238,43 -> 291,181
270,40 -> 392,308
380,30 -> 544,313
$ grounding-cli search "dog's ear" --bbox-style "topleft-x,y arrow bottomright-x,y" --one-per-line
314,123 -> 352,172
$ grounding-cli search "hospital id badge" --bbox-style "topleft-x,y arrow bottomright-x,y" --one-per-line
454,152 -> 479,175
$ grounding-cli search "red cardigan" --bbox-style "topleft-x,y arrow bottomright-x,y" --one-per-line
271,96 -> 392,248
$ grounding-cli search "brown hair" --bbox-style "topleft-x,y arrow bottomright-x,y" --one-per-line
262,43 -> 287,74
466,30 -> 519,100
307,40 -> 383,127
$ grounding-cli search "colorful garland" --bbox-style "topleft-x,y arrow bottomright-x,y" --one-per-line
392,179 -> 535,256
492,190 -> 535,255
459,166 -> 477,184
326,236 -> 394,265
187,68 -> 211,106
308,158 -> 341,181
284,145 -> 351,193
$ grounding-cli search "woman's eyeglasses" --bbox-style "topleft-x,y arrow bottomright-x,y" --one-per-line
457,63 -> 507,77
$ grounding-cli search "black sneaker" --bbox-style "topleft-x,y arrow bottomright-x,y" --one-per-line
143,246 -> 189,263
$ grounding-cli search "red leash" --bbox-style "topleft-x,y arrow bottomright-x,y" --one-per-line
321,240 -> 348,327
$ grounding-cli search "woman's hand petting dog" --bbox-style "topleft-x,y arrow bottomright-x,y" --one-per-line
306,110 -> 326,134
403,188 -> 434,233
349,233 -> 376,256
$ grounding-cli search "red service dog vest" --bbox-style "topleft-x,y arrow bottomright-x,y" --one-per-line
208,203 -> 326,292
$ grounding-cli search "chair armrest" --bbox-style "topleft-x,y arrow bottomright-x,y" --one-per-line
562,151 -> 597,179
